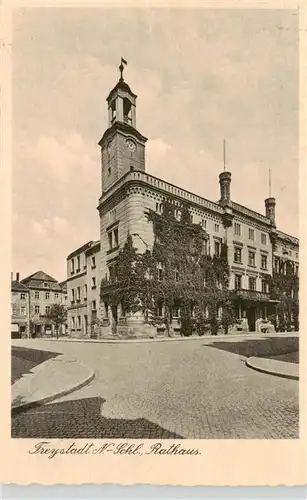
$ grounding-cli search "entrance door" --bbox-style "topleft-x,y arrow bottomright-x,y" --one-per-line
247,307 -> 256,331
111,305 -> 118,335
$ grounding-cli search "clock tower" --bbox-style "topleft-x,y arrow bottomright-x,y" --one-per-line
98,62 -> 148,194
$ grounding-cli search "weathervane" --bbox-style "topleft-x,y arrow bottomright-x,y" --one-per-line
119,57 -> 128,80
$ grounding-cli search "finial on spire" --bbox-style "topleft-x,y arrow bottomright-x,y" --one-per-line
119,57 -> 128,81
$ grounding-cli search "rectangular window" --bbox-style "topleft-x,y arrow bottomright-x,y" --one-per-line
261,233 -> 267,245
174,268 -> 179,282
92,300 -> 97,311
234,247 -> 242,263
261,280 -> 269,293
45,306 -> 50,314
71,317 -> 75,330
248,228 -> 255,241
71,259 -> 75,274
20,306 -> 26,316
91,256 -> 96,269
76,255 -> 80,271
77,286 -> 81,301
84,284 -> 87,300
261,254 -> 268,270
45,292 -> 50,300
77,316 -> 81,329
20,293 -> 26,300
71,289 -> 75,303
248,251 -> 255,267
157,268 -> 163,281
234,223 -> 241,236
109,264 -> 118,282
114,227 -> 119,247
108,232 -> 112,250
249,277 -> 256,291
34,291 -> 39,299
92,277 -> 96,289
214,223 -> 220,233
214,241 -> 221,257
201,219 -> 207,228
35,305 -> 40,314
234,275 -> 242,290
54,293 -> 59,300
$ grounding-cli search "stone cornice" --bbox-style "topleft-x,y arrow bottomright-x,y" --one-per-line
98,122 -> 148,147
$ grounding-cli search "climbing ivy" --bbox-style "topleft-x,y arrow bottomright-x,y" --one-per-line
269,260 -> 299,331
100,199 -> 234,335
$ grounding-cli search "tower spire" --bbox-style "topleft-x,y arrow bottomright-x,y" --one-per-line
119,57 -> 127,81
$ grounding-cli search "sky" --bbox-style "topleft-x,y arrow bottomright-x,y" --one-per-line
12,7 -> 299,281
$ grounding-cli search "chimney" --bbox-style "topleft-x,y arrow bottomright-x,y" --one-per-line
265,197 -> 276,226
219,171 -> 231,206
16,272 -> 20,282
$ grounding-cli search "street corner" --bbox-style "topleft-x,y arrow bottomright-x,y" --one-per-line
12,353 -> 95,414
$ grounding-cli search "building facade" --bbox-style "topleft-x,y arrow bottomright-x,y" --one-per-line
66,241 -> 100,337
66,68 -> 299,338
11,273 -> 30,338
15,271 -> 68,337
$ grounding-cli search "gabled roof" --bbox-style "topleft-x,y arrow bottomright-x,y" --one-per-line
22,270 -> 57,283
21,270 -> 62,291
11,280 -> 29,292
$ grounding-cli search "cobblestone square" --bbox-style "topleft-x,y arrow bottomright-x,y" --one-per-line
11,338 -> 299,439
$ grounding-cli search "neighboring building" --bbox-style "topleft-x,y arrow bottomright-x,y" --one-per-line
66,241 -> 100,337
19,271 -> 67,337
11,273 -> 30,338
66,65 -> 299,337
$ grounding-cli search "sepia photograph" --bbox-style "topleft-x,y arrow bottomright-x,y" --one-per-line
9,5 -> 300,446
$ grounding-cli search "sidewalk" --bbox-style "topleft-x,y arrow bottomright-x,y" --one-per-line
246,356 -> 299,380
12,353 -> 95,414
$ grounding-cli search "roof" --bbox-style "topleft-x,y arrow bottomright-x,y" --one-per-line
22,270 -> 57,283
21,270 -> 62,291
11,280 -> 29,292
67,241 -> 94,260
106,79 -> 137,101
276,230 -> 299,246
85,240 -> 100,256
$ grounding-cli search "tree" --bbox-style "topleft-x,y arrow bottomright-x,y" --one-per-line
45,304 -> 67,339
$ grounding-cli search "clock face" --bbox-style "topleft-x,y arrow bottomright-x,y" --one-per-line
126,139 -> 136,152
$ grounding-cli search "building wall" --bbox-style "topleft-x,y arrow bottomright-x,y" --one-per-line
67,243 -> 100,337
11,290 -> 30,335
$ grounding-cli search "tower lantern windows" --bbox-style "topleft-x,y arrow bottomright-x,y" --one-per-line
123,98 -> 132,125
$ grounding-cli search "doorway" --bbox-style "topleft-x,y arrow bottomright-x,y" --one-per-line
111,305 -> 118,335
247,307 -> 256,331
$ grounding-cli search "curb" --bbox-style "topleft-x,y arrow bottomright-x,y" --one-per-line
245,356 -> 299,381
44,332 -> 299,344
11,363 -> 95,415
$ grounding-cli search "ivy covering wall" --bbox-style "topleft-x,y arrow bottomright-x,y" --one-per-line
100,200 -> 234,336
269,259 -> 299,331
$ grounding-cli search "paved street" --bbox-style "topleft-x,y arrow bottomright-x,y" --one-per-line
11,337 -> 299,439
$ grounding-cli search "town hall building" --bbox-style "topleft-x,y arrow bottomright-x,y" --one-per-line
66,62 -> 299,338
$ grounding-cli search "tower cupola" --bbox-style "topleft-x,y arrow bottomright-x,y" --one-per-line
98,59 -> 147,194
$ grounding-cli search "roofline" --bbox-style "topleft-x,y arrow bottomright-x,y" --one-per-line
67,241 -> 94,260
